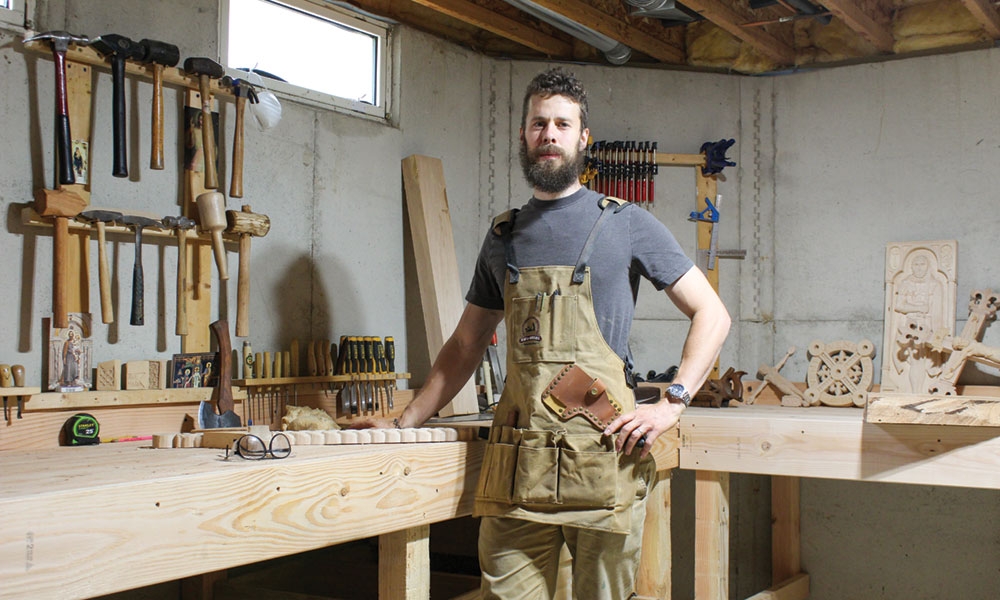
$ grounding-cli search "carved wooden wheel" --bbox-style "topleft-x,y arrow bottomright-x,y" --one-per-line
804,340 -> 875,407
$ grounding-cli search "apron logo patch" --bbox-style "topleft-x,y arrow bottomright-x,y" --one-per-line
519,317 -> 541,345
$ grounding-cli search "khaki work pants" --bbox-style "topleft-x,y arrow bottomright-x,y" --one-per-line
477,496 -> 647,600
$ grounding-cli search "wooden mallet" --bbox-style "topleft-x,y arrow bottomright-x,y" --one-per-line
34,188 -> 87,329
226,205 -> 270,337
196,191 -> 229,281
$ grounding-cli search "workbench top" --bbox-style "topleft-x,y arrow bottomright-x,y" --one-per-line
1,440 -> 484,599
680,405 -> 1000,489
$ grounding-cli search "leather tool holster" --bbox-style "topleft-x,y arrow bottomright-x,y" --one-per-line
542,364 -> 623,430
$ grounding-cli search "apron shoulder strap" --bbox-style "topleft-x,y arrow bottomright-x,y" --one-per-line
572,196 -> 629,284
491,208 -> 521,284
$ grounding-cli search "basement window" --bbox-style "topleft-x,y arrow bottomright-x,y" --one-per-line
0,0 -> 26,29
220,0 -> 392,120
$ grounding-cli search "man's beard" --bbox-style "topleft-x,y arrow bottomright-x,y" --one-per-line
519,141 -> 585,194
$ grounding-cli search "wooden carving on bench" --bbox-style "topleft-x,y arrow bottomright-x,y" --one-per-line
880,241 -> 957,394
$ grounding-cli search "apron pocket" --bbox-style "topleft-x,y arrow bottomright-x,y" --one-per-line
478,441 -> 518,503
512,446 -> 560,504
558,449 -> 618,508
507,293 -> 578,364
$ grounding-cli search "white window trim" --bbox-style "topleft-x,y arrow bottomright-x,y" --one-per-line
219,0 -> 393,122
0,0 -> 28,30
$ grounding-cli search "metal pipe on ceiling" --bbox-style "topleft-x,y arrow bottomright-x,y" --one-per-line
501,0 -> 632,64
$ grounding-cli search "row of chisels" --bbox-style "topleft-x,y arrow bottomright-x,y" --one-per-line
335,336 -> 396,416
233,336 -> 401,425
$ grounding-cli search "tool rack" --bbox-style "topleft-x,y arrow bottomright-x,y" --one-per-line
5,37 -> 252,447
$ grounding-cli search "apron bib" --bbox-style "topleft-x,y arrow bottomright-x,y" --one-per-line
473,199 -> 656,534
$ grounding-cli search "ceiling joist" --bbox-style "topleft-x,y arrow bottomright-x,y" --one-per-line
959,0 -> 1000,38
410,0 -> 574,56
679,0 -> 796,64
822,0 -> 895,52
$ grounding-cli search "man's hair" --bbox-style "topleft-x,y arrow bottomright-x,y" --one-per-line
521,67 -> 589,131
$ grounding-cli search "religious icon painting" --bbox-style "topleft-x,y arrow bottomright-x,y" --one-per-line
47,313 -> 94,392
170,352 -> 220,389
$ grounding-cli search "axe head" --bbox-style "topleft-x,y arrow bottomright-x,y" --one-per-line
198,400 -> 242,429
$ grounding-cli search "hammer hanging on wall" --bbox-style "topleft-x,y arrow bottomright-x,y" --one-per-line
183,57 -> 225,189
136,39 -> 180,170
91,34 -> 144,178
24,31 -> 90,186
226,205 -> 270,337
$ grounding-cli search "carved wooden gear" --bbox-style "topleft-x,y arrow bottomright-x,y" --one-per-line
804,340 -> 875,407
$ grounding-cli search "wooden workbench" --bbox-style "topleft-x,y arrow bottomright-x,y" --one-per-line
679,404 -> 1000,600
0,440 -> 483,599
0,428 -> 679,600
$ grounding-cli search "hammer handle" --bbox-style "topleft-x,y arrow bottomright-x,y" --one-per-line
53,49 -> 75,186
150,64 -> 165,170
198,75 -> 218,189
235,232 -> 250,337
53,217 -> 69,329
175,229 -> 188,336
110,55 -> 128,178
230,95 -> 246,198
130,227 -> 144,326
96,222 -> 113,324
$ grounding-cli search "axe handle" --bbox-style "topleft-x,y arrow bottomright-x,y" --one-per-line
150,64 -> 165,170
53,216 -> 69,329
175,229 -> 188,336
53,49 -> 75,186
96,222 -> 113,324
110,55 -> 128,178
230,94 -> 246,198
210,320 -> 234,414
198,74 -> 218,189
235,232 -> 250,337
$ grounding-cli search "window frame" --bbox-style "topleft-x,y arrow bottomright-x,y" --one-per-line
218,0 -> 393,121
0,0 -> 27,29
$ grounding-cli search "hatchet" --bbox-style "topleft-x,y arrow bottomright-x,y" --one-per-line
199,320 -> 241,429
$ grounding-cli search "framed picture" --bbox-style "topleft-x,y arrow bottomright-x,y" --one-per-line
47,313 -> 93,391
171,352 -> 220,388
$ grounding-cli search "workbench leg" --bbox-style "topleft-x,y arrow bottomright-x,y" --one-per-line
180,569 -> 227,599
637,471 -> 672,599
771,475 -> 800,582
379,525 -> 430,600
694,470 -> 729,600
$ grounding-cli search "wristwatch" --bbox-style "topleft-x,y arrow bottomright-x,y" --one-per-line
665,383 -> 691,407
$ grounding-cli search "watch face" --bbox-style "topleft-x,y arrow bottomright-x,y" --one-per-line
667,384 -> 690,404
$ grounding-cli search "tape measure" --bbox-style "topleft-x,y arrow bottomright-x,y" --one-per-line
63,413 -> 100,446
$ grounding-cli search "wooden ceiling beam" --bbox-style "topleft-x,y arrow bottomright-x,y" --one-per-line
679,0 -> 796,64
524,0 -> 685,63
409,0 -> 573,56
960,0 -> 1000,38
821,0 -> 896,52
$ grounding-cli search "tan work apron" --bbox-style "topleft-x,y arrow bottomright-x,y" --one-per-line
473,201 -> 656,534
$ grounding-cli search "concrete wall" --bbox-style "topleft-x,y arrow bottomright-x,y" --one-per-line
2,0 -> 999,598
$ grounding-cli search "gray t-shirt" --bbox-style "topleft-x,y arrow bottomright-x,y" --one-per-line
466,187 -> 693,360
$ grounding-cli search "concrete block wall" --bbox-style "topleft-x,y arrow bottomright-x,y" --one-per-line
1,0 -> 998,597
